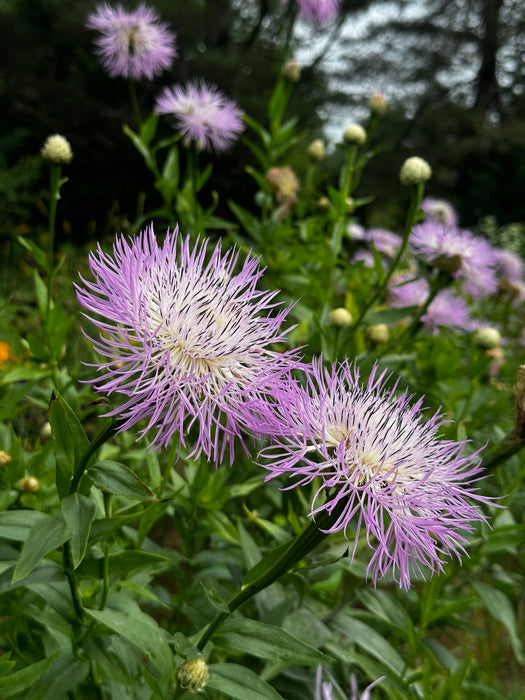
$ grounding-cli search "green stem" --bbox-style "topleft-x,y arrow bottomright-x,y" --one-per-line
129,79 -> 142,128
352,182 -> 424,333
46,163 -> 61,320
188,144 -> 200,228
69,420 -> 118,495
330,145 -> 358,258
195,505 -> 343,650
63,541 -> 84,627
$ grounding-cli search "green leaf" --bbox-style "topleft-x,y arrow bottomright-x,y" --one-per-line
85,603 -> 174,680
213,617 -> 330,666
139,112 -> 159,145
162,144 -> 179,184
88,460 -> 156,500
207,663 -> 283,700
122,123 -> 157,173
49,391 -> 90,498
228,200 -> 262,242
25,653 -> 89,700
61,493 -> 96,568
0,654 -> 59,697
473,582 -> 525,664
333,614 -> 406,677
12,513 -> 69,583
0,510 -> 48,541
17,236 -> 49,271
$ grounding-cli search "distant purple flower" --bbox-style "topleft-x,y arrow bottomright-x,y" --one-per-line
347,223 -> 366,241
366,228 -> 402,259
259,359 -> 491,589
410,222 -> 497,299
154,81 -> 245,153
422,289 -> 473,334
76,226 -> 299,463
421,197 -> 458,227
86,3 -> 177,80
350,250 -> 375,268
494,248 -> 524,282
315,666 -> 385,700
295,0 -> 341,22
388,275 -> 472,333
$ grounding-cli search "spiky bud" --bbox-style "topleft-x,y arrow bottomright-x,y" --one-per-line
176,658 -> 209,693
41,134 -> 73,164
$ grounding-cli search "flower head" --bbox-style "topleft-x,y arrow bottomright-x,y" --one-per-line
494,248 -> 524,282
366,228 -> 402,259
41,134 -> 73,164
76,226 -> 299,463
154,80 -> 244,153
295,0 -> 341,22
421,197 -> 458,227
410,222 -> 497,299
259,359 -> 491,589
86,3 -> 177,80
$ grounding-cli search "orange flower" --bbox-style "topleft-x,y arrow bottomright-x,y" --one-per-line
0,341 -> 13,368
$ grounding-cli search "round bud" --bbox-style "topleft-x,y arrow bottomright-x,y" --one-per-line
329,307 -> 353,328
0,450 -> 12,467
399,157 -> 432,186
366,323 -> 390,344
474,327 -> 501,349
307,139 -> 325,161
177,658 -> 209,692
368,91 -> 387,116
281,59 -> 301,83
41,134 -> 73,164
19,476 -> 39,493
343,124 -> 366,145
317,196 -> 330,210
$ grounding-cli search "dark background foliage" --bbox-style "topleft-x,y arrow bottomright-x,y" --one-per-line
1,0 -> 524,244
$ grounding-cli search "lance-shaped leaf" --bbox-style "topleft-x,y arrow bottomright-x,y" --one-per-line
61,493 -> 96,569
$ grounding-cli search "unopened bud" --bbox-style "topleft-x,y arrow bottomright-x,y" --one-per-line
399,156 -> 432,186
317,196 -> 330,210
19,476 -> 39,493
41,134 -> 73,165
0,450 -> 12,467
329,307 -> 353,328
177,658 -> 209,692
366,323 -> 390,344
474,326 -> 501,349
281,59 -> 301,82
307,139 -> 325,161
368,91 -> 387,116
343,124 -> 366,146
40,422 -> 52,440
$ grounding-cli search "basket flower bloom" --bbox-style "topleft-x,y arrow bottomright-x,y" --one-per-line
410,221 -> 497,299
421,197 -> 458,227
315,665 -> 385,700
388,275 -> 472,333
366,228 -> 402,259
76,226 -> 299,462
294,0 -> 340,22
154,81 -> 244,153
86,3 -> 177,80
259,360 -> 492,589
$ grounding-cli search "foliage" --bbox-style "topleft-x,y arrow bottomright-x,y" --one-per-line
0,2 -> 524,700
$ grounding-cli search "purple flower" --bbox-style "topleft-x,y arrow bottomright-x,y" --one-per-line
410,222 -> 497,299
366,228 -> 402,259
76,226 -> 299,463
86,3 -> 177,80
350,250 -> 375,268
388,275 -> 472,334
154,81 -> 245,153
259,359 -> 492,589
494,248 -> 524,282
295,0 -> 341,22
315,666 -> 385,700
421,197 -> 458,227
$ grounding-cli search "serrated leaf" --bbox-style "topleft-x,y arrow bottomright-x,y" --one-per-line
61,493 -> 96,568
12,514 -> 69,583
88,460 -> 156,500
207,663 -> 283,700
213,617 -> 330,666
